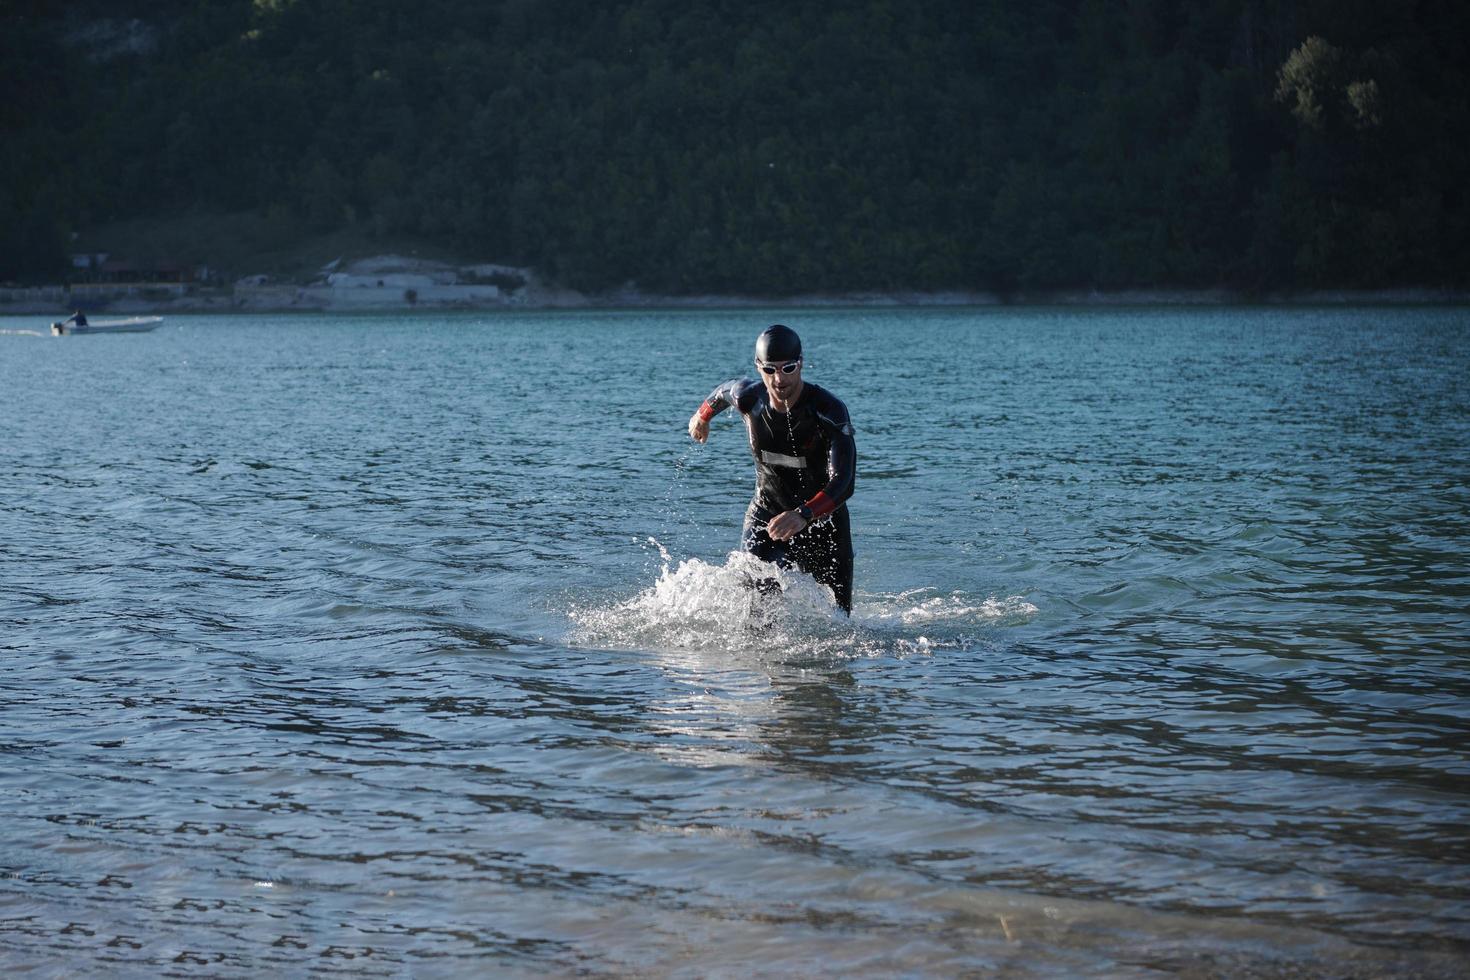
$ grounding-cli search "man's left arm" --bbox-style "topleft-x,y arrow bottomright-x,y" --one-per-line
766,400 -> 856,540
804,404 -> 856,520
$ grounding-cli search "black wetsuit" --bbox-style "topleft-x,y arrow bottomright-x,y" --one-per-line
698,378 -> 857,612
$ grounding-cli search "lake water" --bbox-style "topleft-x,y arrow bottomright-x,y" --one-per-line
2,306 -> 1468,976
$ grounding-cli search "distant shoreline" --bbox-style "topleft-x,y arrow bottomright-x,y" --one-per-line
5,288 -> 1467,317
4,254 -> 1466,316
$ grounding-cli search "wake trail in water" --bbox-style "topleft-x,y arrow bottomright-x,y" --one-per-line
0,329 -> 48,337
568,538 -> 1037,658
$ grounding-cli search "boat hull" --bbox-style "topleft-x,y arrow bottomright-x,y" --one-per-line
52,316 -> 163,336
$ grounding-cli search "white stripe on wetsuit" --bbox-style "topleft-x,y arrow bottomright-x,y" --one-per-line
760,450 -> 807,468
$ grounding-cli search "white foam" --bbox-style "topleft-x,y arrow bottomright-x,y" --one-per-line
570,550 -> 837,653
567,546 -> 1037,658
856,588 -> 1039,627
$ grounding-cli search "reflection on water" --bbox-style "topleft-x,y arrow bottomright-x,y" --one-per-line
1,308 -> 1468,975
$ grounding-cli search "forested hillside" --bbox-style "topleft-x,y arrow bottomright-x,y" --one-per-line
3,0 -> 1467,294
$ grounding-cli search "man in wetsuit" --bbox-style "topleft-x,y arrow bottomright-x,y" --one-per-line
687,324 -> 857,613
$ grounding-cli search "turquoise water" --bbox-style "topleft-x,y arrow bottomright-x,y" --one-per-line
2,307 -> 1468,976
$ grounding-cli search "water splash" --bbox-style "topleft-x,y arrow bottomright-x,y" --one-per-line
858,588 -> 1039,628
567,543 -> 1037,658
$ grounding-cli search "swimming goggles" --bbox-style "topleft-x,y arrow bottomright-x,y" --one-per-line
757,359 -> 802,375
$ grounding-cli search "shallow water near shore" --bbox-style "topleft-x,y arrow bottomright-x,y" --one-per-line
2,306 -> 1468,976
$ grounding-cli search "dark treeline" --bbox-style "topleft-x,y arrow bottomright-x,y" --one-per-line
3,0 -> 1467,293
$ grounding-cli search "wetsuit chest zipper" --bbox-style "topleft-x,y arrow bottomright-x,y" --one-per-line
782,410 -> 812,493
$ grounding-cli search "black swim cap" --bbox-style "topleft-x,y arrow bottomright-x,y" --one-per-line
755,324 -> 801,362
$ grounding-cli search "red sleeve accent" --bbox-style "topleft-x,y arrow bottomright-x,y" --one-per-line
696,400 -> 718,422
805,491 -> 837,519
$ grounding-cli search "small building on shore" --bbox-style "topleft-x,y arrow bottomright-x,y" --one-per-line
68,254 -> 204,301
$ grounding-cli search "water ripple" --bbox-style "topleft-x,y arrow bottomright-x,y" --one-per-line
2,309 -> 1468,975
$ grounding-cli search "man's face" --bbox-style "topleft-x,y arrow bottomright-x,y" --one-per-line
757,356 -> 803,404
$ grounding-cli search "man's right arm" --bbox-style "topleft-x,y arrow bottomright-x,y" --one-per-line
689,378 -> 757,442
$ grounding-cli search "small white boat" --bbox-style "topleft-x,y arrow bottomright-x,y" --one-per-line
52,316 -> 163,336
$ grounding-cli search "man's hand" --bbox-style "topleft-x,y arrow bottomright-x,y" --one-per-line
766,509 -> 809,542
688,413 -> 710,443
